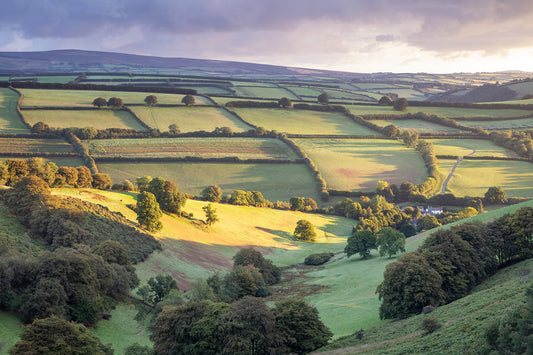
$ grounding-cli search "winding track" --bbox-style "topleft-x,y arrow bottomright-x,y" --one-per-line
440,149 -> 476,194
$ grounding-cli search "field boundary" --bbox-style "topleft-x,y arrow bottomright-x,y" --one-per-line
7,86 -> 32,129
93,156 -> 304,164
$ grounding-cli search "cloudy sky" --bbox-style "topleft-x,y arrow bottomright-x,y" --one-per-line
1,0 -> 532,73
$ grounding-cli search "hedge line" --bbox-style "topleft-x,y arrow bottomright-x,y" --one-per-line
0,152 -> 80,158
436,154 -> 532,162
8,86 -> 32,129
409,100 -> 533,110
219,106 -> 258,129
121,106 -> 152,131
66,132 -> 98,174
93,156 -> 303,164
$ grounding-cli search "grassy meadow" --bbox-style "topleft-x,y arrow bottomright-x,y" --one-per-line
22,109 -> 147,130
0,312 -> 23,355
0,137 -> 74,154
429,138 -> 519,157
233,108 -> 383,135
455,117 -> 533,130
294,138 -> 427,191
96,161 -> 320,202
130,106 -> 252,132
346,104 -> 531,118
19,89 -> 210,107
232,86 -> 300,100
86,137 -> 298,160
0,88 -> 29,134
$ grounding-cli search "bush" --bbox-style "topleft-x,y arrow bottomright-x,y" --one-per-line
421,317 -> 442,334
304,252 -> 334,265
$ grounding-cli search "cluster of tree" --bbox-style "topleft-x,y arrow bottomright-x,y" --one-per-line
0,157 -> 110,190
393,98 -> 409,111
489,130 -> 533,160
222,189 -> 272,207
376,207 -> 533,319
289,196 -> 318,212
225,100 -> 281,108
152,297 -> 332,355
136,176 -> 187,214
318,92 -> 329,104
345,227 -> 406,259
92,97 -> 124,108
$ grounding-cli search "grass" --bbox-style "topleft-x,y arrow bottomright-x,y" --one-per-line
455,117 -> 533,130
22,109 -> 147,131
0,88 -> 29,134
294,139 -> 427,191
96,161 -> 320,202
233,108 -> 383,136
19,89 -> 210,107
209,96 -> 276,106
0,138 -> 74,155
93,304 -> 152,355
438,159 -> 533,198
130,106 -> 252,133
429,138 -> 518,158
233,86 -> 300,100
0,312 -> 23,354
282,86 -> 323,96
371,119 -> 465,134
86,137 -> 299,160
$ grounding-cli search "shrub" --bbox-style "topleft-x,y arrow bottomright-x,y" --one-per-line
421,317 -> 442,334
304,252 -> 334,265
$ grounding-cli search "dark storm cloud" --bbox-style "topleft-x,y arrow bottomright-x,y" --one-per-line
1,0 -> 532,53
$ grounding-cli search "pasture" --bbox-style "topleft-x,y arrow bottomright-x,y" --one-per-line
96,161 -> 320,202
438,159 -> 533,198
18,88 -> 210,107
232,108 -> 382,135
232,86 -> 300,100
346,104 -> 532,118
282,85 -> 323,97
22,109 -> 147,131
429,138 -> 519,158
0,137 -> 74,155
130,106 -> 252,133
455,117 -> 533,130
371,118 -> 465,134
0,88 -> 30,134
294,138 -> 427,191
85,137 -> 299,160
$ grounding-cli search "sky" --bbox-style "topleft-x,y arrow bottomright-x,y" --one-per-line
1,0 -> 533,74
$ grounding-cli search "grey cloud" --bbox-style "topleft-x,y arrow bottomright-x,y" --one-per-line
376,35 -> 395,42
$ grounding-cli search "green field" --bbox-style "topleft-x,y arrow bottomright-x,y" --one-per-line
22,109 -> 147,130
0,311 -> 23,354
130,106 -> 251,133
19,89 -> 210,107
438,159 -> 533,198
294,138 -> 427,191
347,104 -> 532,118
282,86 -> 323,97
210,97 -> 277,106
233,108 -> 383,135
0,88 -> 29,134
86,137 -> 298,160
233,86 -> 300,100
371,118 -> 465,134
429,138 -> 518,157
97,161 -> 319,202
455,117 -> 533,130
0,137 -> 74,154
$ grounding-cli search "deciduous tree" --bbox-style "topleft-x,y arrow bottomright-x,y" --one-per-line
144,95 -> 158,106
294,220 -> 317,242
345,230 -> 377,259
181,94 -> 195,106
92,97 -> 107,108
377,227 -> 406,258
135,191 -> 163,232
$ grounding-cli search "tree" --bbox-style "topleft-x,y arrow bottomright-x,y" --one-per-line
9,316 -> 112,355
107,97 -> 124,108
417,214 -> 441,231
233,247 -> 281,285
376,252 -> 445,319
317,92 -> 329,104
201,185 -> 222,202
383,124 -> 401,137
31,121 -> 50,133
345,230 -> 377,259
144,95 -> 158,106
146,275 -> 178,304
378,95 -> 393,106
181,94 -> 195,106
393,98 -> 408,111
135,176 -> 152,192
377,227 -> 406,258
294,220 -> 317,242
279,97 -> 292,108
484,186 -> 507,204
202,203 -> 219,226
289,196 -> 305,211
92,97 -> 107,108
93,240 -> 131,266
273,299 -> 333,354
58,166 -> 79,186
76,166 -> 93,188
91,173 -> 112,190
168,123 -> 180,135
124,343 -> 154,355
135,191 -> 163,232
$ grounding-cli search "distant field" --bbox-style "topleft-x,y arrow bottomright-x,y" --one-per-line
130,106 -> 252,133
97,162 -> 319,202
439,159 -> 533,198
282,86 -> 323,96
233,86 -> 300,100
19,89 -> 210,107
429,138 -> 519,158
323,89 -> 376,102
455,117 -> 533,130
233,108 -> 382,136
177,86 -> 234,96
294,138 -> 427,191
371,119 -> 465,134
504,81 -> 533,98
86,137 -> 298,160
0,88 -> 30,134
210,97 -> 277,106
352,83 -> 402,90
231,81 -> 278,87
0,137 -> 74,154
22,109 -> 147,131
347,104 -> 531,118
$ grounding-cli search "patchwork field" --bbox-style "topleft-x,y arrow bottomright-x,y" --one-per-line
438,159 -> 533,197
0,137 -> 74,155
233,108 -> 382,135
371,118 -> 465,134
0,88 -> 29,134
429,138 -> 519,157
455,117 -> 533,130
22,109 -> 147,130
85,137 -> 299,160
97,161 -> 320,202
19,88 -> 210,107
232,86 -> 300,100
294,138 -> 427,191
130,106 -> 252,132
282,86 -> 323,97
347,104 -> 532,118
